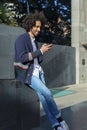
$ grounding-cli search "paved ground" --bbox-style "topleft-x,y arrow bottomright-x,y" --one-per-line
31,83 -> 87,130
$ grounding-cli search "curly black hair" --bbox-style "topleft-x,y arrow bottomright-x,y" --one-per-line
22,13 -> 46,32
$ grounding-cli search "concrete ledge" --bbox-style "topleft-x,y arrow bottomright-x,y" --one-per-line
0,79 -> 40,130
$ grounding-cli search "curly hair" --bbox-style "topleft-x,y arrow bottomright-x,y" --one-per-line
22,13 -> 46,32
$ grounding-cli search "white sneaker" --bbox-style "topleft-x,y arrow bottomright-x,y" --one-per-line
53,125 -> 64,130
60,121 -> 69,130
57,126 -> 64,130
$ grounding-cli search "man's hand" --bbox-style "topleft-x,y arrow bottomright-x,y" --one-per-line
40,44 -> 53,54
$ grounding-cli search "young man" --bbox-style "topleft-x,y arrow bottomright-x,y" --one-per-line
14,13 -> 69,130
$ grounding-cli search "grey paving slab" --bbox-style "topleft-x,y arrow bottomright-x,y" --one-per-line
31,101 -> 87,130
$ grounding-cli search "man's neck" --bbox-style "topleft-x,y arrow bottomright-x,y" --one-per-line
28,32 -> 35,39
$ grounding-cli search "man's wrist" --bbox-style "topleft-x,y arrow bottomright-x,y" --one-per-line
40,49 -> 43,54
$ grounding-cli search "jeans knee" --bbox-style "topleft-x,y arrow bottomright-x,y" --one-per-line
45,89 -> 52,98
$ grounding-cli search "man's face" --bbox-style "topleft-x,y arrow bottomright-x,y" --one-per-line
30,21 -> 41,37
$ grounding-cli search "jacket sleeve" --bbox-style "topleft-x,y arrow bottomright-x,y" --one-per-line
15,35 -> 43,64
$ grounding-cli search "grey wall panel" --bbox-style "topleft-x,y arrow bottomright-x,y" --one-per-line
41,45 -> 76,88
0,24 -> 25,79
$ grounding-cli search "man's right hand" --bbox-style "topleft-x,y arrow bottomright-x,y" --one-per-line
40,44 -> 53,54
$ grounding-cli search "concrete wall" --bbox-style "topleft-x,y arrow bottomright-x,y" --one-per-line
72,0 -> 87,84
0,24 -> 76,88
41,45 -> 76,88
0,24 -> 26,79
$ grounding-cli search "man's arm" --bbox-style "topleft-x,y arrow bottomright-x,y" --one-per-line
15,37 -> 43,64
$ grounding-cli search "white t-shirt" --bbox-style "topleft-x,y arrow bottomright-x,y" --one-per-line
31,37 -> 43,78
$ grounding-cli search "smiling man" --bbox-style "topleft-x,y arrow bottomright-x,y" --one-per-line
14,13 -> 69,130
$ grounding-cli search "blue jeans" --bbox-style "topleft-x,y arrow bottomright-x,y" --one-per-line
29,70 -> 61,127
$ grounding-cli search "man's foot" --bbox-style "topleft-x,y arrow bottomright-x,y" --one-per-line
60,121 -> 69,130
57,117 -> 69,130
53,125 -> 64,130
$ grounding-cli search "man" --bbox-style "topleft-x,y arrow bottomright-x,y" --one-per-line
14,13 -> 69,130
